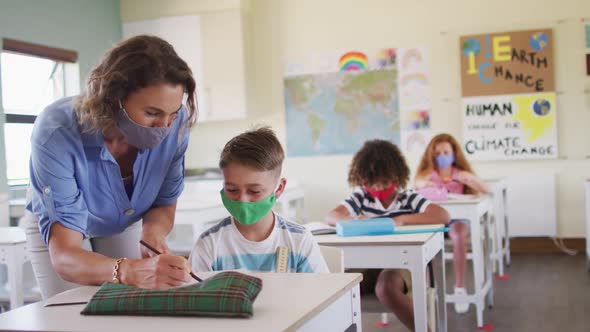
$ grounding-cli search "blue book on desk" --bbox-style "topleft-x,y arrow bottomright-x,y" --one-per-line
336,218 -> 449,237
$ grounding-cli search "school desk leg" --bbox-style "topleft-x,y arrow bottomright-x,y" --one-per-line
6,243 -> 25,309
485,211 -> 495,308
493,210 -> 505,277
470,210 -> 485,328
503,188 -> 511,267
491,187 -> 505,276
410,254 -> 428,332
351,284 -> 362,332
434,245 -> 447,332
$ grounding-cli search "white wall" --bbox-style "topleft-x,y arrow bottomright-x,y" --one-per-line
121,0 -> 590,237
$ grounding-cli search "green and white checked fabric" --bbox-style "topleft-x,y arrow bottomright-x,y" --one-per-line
81,271 -> 263,318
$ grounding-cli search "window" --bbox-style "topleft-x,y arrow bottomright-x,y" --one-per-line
1,39 -> 79,186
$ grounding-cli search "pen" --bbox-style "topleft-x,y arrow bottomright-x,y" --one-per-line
139,240 -> 202,282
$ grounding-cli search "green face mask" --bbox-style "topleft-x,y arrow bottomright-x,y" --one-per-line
220,189 -> 277,225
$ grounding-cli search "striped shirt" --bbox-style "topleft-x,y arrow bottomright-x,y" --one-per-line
341,187 -> 431,219
189,213 -> 329,273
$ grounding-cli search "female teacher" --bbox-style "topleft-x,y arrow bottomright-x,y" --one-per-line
23,35 -> 196,299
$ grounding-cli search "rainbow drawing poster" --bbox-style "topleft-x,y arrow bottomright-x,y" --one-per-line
283,48 -> 402,76
397,48 -> 432,158
338,51 -> 368,71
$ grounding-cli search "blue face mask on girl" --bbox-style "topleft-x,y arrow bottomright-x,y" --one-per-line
435,154 -> 455,169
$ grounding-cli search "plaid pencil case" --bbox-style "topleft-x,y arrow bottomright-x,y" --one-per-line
81,271 -> 263,318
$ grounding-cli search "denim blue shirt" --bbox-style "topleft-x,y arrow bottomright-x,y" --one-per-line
26,97 -> 190,244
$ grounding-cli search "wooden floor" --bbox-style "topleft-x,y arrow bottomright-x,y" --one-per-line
361,254 -> 590,332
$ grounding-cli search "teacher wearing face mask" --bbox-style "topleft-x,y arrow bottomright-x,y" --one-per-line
22,35 -> 196,299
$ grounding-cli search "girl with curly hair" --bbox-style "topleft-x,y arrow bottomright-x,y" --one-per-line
326,139 -> 449,331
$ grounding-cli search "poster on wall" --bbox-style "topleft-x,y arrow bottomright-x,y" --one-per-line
462,92 -> 557,160
460,28 -> 557,160
283,47 -> 432,157
283,48 -> 410,157
397,48 -> 432,156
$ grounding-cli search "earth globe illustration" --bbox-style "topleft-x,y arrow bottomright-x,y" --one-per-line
462,38 -> 481,56
530,32 -> 548,51
533,99 -> 551,116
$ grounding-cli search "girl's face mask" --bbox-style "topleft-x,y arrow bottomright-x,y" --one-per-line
435,154 -> 455,169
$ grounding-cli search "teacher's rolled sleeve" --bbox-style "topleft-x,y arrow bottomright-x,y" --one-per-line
30,131 -> 88,244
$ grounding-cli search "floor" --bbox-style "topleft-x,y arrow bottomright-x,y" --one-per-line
361,254 -> 590,332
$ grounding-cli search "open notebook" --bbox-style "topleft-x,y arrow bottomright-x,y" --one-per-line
303,222 -> 337,235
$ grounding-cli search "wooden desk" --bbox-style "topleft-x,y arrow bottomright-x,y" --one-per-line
437,196 -> 494,328
0,272 -> 362,332
315,225 -> 447,332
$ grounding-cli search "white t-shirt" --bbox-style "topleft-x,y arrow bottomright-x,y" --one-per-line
189,213 -> 329,273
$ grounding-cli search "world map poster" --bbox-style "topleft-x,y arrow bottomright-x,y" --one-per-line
283,48 -> 431,157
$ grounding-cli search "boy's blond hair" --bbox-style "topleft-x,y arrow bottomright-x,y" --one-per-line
219,127 -> 284,175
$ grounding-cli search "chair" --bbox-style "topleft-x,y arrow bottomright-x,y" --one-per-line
319,245 -> 344,273
0,211 -> 42,311
0,227 -> 27,310
377,269 -> 440,332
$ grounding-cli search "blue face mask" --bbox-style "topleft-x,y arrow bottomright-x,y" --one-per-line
117,105 -> 171,149
436,154 -> 455,169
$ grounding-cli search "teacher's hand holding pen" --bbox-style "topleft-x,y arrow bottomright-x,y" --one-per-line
141,240 -> 202,282
114,241 -> 193,290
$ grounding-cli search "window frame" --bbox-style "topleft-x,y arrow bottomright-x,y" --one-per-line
1,39 -> 79,186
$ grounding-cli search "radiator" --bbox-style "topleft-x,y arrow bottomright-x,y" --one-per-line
504,172 -> 556,237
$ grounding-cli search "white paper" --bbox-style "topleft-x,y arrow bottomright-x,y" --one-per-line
44,286 -> 98,306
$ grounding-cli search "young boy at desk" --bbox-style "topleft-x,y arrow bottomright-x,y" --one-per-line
189,127 -> 328,273
326,139 -> 449,331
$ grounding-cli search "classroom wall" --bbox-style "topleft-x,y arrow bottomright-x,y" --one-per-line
0,0 -> 122,220
121,0 -> 590,237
